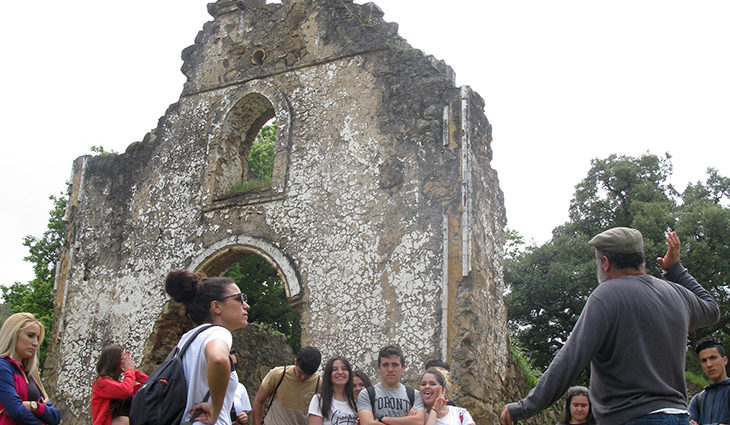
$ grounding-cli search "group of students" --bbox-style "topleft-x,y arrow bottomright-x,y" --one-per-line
3,226 -> 724,425
0,307 -> 603,425
86,267 -> 477,425
253,343 -> 476,425
76,269 -> 476,425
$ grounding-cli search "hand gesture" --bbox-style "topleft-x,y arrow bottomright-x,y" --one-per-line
236,411 -> 248,424
656,231 -> 681,271
121,350 -> 135,371
433,387 -> 447,412
500,405 -> 514,425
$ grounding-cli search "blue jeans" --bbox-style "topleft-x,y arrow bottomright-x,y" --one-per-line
624,413 -> 690,425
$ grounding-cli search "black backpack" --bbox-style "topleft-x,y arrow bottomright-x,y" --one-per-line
129,324 -> 217,425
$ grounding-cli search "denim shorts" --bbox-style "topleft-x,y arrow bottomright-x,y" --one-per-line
624,413 -> 690,425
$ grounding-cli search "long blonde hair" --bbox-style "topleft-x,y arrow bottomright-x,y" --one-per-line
0,312 -> 48,397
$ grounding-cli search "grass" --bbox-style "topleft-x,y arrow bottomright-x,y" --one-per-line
229,176 -> 272,194
686,370 -> 709,389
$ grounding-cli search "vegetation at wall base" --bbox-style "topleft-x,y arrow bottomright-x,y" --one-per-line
509,340 -> 541,387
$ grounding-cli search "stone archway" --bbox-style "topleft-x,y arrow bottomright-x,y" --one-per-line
191,234 -> 301,299
139,235 -> 301,388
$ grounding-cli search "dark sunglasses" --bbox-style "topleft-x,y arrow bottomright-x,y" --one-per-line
221,292 -> 246,304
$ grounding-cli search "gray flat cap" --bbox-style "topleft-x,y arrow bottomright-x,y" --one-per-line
588,227 -> 644,254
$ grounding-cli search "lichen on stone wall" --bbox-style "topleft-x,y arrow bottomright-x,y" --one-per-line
47,1 -> 512,424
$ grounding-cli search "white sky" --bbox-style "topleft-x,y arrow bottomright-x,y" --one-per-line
1,1 -> 728,286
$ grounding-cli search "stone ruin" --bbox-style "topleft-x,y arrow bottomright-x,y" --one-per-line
43,0 -> 517,423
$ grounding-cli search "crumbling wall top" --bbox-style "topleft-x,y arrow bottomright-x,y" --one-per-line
181,0 -> 439,95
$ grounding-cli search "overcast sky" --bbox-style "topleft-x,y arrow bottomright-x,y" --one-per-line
1,1 -> 728,286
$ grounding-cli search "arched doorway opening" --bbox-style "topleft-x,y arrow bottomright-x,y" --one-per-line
140,237 -> 302,392
199,245 -> 301,353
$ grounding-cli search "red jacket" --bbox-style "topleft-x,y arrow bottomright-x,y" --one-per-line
91,369 -> 148,425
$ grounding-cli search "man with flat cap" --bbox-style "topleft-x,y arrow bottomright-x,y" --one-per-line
500,228 -> 720,425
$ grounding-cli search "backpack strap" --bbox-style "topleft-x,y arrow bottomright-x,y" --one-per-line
266,365 -> 287,413
175,323 -> 218,359
190,391 -> 211,422
180,325 -> 217,422
697,389 -> 706,417
368,386 -> 376,412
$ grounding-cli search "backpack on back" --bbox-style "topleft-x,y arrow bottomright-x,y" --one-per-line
129,324 -> 217,425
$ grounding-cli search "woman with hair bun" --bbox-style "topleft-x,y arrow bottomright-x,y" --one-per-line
0,312 -> 61,425
420,367 -> 475,425
165,270 -> 250,425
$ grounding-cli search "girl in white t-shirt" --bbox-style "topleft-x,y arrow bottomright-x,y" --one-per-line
165,270 -> 250,425
308,356 -> 358,425
420,368 -> 475,425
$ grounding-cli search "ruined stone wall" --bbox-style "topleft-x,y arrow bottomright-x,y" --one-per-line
45,1 -> 509,423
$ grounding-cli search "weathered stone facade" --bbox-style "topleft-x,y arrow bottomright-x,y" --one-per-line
45,0 -> 509,423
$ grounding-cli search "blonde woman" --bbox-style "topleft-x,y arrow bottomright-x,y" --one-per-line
0,312 -> 61,425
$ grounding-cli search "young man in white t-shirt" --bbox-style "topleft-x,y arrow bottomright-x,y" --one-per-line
357,345 -> 425,425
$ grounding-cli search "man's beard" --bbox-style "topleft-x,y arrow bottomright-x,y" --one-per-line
596,264 -> 608,283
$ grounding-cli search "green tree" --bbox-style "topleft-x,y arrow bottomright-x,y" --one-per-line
505,153 -> 730,374
504,232 -> 595,370
0,304 -> 12,324
248,121 -> 276,180
231,121 -> 277,193
224,254 -> 301,352
675,168 -> 730,342
2,192 -> 67,365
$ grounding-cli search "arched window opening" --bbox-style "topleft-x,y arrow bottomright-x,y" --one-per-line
230,119 -> 277,194
204,81 -> 291,206
212,92 -> 276,200
224,253 -> 301,352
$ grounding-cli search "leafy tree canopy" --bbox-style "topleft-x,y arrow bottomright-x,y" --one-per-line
505,153 -> 730,376
248,121 -> 276,181
2,192 -> 67,366
224,254 -> 301,353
